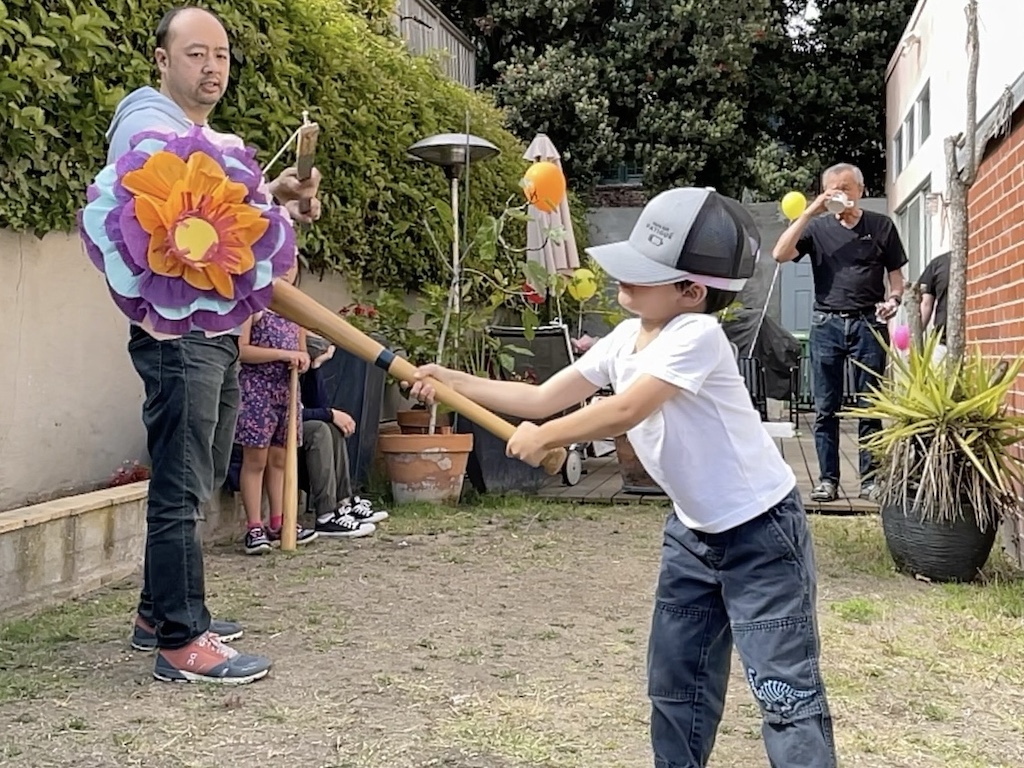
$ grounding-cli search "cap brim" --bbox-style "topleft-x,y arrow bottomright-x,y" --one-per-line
586,241 -> 750,291
585,241 -> 689,286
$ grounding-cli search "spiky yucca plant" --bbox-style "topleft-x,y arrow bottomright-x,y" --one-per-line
846,332 -> 1024,529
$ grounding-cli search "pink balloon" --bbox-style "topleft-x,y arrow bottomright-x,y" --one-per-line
892,325 -> 910,351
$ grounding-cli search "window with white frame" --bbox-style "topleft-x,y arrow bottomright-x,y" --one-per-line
918,83 -> 930,143
896,181 -> 932,279
893,81 -> 932,177
893,127 -> 904,176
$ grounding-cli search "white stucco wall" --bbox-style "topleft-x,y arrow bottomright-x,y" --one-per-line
885,0 -> 1024,271
0,229 -> 356,512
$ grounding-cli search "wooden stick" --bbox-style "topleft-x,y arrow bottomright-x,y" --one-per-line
281,365 -> 299,551
269,281 -> 567,475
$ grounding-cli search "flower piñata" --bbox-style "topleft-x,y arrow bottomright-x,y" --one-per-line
79,126 -> 296,335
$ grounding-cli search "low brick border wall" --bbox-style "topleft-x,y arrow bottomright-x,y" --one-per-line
0,482 -> 243,618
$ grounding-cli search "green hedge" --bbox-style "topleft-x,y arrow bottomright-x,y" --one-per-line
0,0 -> 589,290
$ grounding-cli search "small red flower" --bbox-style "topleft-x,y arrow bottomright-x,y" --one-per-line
522,282 -> 545,304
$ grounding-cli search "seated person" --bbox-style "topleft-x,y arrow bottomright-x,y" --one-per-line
302,335 -> 388,538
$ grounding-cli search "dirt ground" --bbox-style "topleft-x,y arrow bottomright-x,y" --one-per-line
1,500 -> 1023,768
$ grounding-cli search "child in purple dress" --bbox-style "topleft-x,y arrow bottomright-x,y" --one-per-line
236,262 -> 318,554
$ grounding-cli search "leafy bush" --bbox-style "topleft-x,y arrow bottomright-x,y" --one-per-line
0,0 -> 589,291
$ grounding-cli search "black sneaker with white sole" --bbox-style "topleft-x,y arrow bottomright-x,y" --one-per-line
245,526 -> 272,555
344,496 -> 389,524
315,512 -> 376,539
267,525 -> 318,546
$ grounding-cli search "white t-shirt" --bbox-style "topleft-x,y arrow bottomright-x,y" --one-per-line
573,313 -> 796,533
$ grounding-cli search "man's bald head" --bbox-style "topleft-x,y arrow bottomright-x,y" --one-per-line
154,5 -> 231,124
155,6 -> 225,51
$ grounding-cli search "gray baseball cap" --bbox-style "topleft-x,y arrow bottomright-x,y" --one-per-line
585,187 -> 760,291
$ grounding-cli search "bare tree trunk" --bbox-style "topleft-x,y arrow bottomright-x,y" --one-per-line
945,135 -> 969,366
944,0 -> 981,370
905,282 -> 924,350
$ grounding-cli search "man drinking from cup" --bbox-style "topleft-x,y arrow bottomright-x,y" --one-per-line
772,163 -> 908,503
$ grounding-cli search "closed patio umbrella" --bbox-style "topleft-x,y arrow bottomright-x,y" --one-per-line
523,134 -> 580,277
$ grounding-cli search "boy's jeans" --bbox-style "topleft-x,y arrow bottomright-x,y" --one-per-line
128,328 -> 240,649
647,488 -> 836,768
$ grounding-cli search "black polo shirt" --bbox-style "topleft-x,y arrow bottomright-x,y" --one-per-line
796,211 -> 908,312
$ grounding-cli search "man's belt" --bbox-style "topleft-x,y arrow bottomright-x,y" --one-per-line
817,308 -> 877,318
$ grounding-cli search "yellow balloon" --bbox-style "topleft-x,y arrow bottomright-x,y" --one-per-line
568,268 -> 598,301
781,191 -> 807,221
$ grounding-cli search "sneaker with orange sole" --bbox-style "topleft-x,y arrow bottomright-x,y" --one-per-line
153,632 -> 271,685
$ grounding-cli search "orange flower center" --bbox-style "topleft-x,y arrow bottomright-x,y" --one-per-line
170,213 -> 220,263
120,149 -> 272,300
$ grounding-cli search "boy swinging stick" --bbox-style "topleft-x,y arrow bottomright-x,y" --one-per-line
407,187 -> 837,768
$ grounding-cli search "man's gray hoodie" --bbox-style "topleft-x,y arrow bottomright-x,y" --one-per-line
105,86 -> 193,164
105,86 -> 242,164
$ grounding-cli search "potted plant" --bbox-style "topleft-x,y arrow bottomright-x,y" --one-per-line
846,332 -> 1024,582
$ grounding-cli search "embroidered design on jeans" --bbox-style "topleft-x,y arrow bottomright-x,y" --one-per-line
746,669 -> 817,716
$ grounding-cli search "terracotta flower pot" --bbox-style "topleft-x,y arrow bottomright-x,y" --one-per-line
396,408 -> 451,435
378,430 -> 474,504
614,434 -> 666,496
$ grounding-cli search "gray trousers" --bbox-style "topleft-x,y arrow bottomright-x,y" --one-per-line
302,420 -> 353,515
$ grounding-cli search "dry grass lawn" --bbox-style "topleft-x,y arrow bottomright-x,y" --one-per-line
1,497 -> 1023,767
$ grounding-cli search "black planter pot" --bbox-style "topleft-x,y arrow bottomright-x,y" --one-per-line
454,414 -> 548,495
880,501 -> 998,583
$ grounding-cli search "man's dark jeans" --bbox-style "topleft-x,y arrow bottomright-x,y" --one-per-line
647,488 -> 836,767
128,327 -> 240,649
809,310 -> 888,485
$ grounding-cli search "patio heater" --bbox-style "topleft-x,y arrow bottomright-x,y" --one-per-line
407,132 -> 500,435
406,133 -> 500,314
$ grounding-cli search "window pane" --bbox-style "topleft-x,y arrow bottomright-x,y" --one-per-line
906,111 -> 916,158
894,129 -> 903,175
919,85 -> 931,142
908,197 -> 922,278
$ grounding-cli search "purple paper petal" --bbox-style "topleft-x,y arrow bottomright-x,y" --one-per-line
114,149 -> 151,183
225,164 -> 262,195
109,288 -> 146,324
252,209 -> 297,277
119,200 -> 153,273
138,271 -> 209,309
78,211 -> 106,273
103,203 -> 144,277
128,128 -> 180,151
163,131 -> 226,168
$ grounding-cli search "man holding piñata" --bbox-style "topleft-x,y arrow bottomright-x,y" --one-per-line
79,6 -> 321,684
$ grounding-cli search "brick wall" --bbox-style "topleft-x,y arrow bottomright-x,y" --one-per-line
965,105 -> 1024,565
966,108 -> 1024,400
592,184 -> 649,208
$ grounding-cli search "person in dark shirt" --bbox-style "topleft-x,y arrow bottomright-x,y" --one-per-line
301,337 -> 389,537
919,252 -> 949,342
773,163 -> 908,502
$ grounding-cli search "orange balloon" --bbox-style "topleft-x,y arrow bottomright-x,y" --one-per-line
522,161 -> 567,213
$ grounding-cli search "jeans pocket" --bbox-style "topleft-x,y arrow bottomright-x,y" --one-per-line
764,495 -> 807,565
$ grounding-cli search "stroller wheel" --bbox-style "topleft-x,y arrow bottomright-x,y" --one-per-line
562,448 -> 584,486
